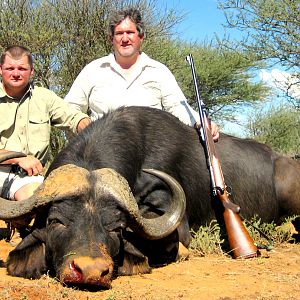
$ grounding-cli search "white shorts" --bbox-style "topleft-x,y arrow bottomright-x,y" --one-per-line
0,166 -> 44,200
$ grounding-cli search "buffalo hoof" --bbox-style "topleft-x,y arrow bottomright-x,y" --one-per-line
176,242 -> 190,261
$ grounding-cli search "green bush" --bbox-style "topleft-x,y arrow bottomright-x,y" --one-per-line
189,215 -> 299,256
189,220 -> 224,256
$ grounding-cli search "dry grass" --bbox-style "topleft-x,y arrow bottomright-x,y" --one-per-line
0,218 -> 299,300
189,215 -> 299,257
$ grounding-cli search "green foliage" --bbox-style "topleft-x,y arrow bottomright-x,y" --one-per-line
0,0 -> 272,159
105,292 -> 117,300
0,0 -> 270,110
48,127 -> 67,169
189,220 -> 224,256
245,215 -> 299,247
0,0 -> 187,95
45,0 -> 114,95
0,0 -> 271,125
218,0 -> 300,69
0,0 -> 60,88
181,43 -> 270,121
247,105 -> 300,156
218,0 -> 300,107
190,216 -> 298,256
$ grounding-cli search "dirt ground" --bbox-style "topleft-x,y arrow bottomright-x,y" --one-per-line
0,221 -> 299,300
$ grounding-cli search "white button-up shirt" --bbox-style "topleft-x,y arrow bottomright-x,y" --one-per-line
65,53 -> 199,126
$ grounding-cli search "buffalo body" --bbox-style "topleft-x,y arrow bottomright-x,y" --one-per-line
2,106 -> 300,288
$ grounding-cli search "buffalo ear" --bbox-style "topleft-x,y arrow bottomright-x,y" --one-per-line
6,228 -> 47,279
118,239 -> 151,276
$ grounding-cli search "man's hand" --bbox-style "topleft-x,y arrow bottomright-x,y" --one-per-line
210,121 -> 219,142
77,117 -> 92,132
195,120 -> 220,142
16,156 -> 43,176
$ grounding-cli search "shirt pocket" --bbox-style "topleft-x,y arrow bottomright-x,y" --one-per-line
28,115 -> 50,142
140,81 -> 162,107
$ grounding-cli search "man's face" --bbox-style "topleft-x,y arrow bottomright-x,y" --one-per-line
112,17 -> 144,62
0,54 -> 33,98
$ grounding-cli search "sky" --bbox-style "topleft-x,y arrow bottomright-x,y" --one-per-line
158,0 -> 253,135
161,0 -> 240,42
157,0 -> 299,136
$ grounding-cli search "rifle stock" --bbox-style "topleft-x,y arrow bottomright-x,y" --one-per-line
223,204 -> 258,258
187,54 -> 257,259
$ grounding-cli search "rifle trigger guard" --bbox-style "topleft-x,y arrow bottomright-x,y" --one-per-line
226,186 -> 232,196
215,186 -> 225,195
214,186 -> 240,213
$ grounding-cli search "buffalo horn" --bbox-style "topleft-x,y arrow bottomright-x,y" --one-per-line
0,164 -> 89,220
93,168 -> 186,240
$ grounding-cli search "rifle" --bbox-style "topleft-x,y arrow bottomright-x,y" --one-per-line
186,54 -> 257,259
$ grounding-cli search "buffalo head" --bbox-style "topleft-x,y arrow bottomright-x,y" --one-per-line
1,161 -> 186,289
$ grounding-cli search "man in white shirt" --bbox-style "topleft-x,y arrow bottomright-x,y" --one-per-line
65,7 -> 219,140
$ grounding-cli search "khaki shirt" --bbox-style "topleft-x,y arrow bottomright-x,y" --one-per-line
0,83 -> 88,165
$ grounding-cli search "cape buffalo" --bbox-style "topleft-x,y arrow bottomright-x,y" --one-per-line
0,106 -> 299,289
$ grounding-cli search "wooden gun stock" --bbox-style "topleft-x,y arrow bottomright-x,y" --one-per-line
223,204 -> 258,258
204,120 -> 257,259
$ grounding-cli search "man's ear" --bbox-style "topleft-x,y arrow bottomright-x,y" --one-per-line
139,32 -> 145,42
108,34 -> 114,43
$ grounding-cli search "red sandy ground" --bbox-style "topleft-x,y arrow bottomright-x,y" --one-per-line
0,221 -> 299,300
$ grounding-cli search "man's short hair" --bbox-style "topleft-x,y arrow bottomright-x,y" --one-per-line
108,8 -> 145,39
0,45 -> 33,68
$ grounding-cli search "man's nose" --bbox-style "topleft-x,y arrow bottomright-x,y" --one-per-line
12,69 -> 20,76
122,33 -> 129,41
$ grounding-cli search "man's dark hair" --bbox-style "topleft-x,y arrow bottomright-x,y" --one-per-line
108,8 -> 145,39
0,45 -> 33,68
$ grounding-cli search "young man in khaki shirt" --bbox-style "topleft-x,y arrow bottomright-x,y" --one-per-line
0,45 -> 91,203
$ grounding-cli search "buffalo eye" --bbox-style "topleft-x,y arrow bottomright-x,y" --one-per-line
105,221 -> 126,233
114,222 -> 126,232
47,217 -> 65,227
101,206 -> 127,232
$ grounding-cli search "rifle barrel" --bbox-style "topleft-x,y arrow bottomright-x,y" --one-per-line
187,53 -> 257,259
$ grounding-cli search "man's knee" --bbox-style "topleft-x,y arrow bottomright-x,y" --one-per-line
14,182 -> 42,201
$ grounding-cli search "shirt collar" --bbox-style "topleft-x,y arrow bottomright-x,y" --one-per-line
106,52 -> 156,70
0,82 -> 7,98
0,81 -> 32,100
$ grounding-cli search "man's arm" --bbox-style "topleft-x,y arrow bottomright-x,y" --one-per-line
0,150 -> 43,176
159,65 -> 220,141
64,64 -> 92,115
44,88 -> 90,134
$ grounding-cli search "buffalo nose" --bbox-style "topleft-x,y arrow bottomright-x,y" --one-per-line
61,256 -> 113,288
